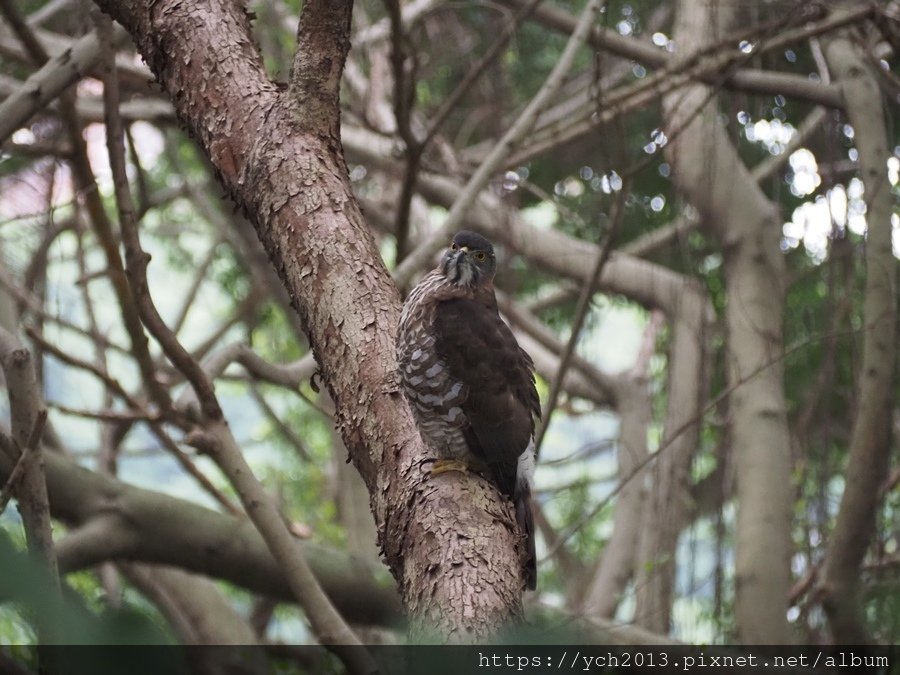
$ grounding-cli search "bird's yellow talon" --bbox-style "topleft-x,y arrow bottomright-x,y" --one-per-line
428,459 -> 470,476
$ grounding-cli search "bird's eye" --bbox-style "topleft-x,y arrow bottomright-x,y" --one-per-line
474,251 -> 486,262
450,242 -> 458,251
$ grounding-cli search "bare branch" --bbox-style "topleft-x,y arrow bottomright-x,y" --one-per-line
0,410 -> 45,513
26,325 -> 241,514
394,0 -> 609,285
289,0 -> 353,138
185,422 -> 370,658
495,0 -> 856,107
121,564 -> 270,655
536,185 -> 626,453
0,327 -> 59,602
5,448 -> 400,627
99,15 -> 221,422
498,2 -> 871,168
95,13 -> 373,662
0,31 -> 103,142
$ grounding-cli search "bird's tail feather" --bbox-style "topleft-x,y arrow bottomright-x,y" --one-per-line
515,484 -> 537,590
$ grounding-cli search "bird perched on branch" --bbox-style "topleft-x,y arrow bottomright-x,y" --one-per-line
397,230 -> 540,589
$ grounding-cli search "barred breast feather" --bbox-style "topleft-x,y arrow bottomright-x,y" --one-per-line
396,238 -> 540,590
397,271 -> 473,461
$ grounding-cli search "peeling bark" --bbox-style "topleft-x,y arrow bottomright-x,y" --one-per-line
355,134 -> 716,628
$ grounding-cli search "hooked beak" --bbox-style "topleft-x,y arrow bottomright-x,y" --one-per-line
446,246 -> 475,285
452,246 -> 470,270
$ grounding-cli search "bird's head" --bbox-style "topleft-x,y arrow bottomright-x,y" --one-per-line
440,230 -> 496,287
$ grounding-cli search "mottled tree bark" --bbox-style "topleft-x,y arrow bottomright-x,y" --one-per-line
664,0 -> 793,643
90,0 -> 524,638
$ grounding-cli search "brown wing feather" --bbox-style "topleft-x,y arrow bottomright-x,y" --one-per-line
433,295 -> 539,496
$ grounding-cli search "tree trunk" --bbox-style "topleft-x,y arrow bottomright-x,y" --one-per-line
91,0 -> 525,639
634,309 -> 709,633
664,0 -> 793,643
818,34 -> 897,645
580,377 -> 650,618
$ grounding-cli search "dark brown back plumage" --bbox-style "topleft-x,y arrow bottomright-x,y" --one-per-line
397,230 -> 540,589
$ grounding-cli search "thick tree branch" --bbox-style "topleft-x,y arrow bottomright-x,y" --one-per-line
579,377 -> 651,618
98,16 -> 372,663
289,0 -> 352,139
0,446 -> 402,626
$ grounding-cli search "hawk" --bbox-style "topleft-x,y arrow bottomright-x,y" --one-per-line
397,230 -> 540,589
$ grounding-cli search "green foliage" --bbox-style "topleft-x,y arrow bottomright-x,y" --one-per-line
254,301 -> 305,362
0,531 -> 177,652
2,0 -> 898,650
551,476 -> 609,563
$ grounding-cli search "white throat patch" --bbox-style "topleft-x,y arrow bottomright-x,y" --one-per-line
456,261 -> 474,286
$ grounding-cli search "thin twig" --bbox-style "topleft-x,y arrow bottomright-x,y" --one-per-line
0,409 -> 46,514
394,0 -> 609,285
27,325 -> 240,513
170,241 -> 221,337
388,0 -> 544,255
47,402 -> 158,423
248,384 -> 314,462
98,15 -> 221,422
535,182 -> 628,455
423,0 -> 543,149
383,0 -> 423,261
541,324 -> 867,560
503,1 -> 868,167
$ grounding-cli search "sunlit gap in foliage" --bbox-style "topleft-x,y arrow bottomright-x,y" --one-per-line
741,111 -> 900,264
